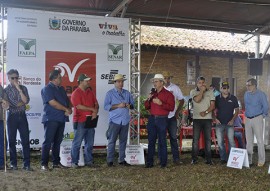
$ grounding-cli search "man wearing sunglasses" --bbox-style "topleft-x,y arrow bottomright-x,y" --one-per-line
4,69 -> 32,171
244,78 -> 268,167
215,82 -> 239,164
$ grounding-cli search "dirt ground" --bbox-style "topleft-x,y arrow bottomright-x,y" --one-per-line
0,149 -> 270,191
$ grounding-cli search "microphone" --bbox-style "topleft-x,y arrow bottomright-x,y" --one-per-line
150,88 -> 156,94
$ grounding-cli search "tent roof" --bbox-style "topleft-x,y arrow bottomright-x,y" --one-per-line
4,0 -> 270,35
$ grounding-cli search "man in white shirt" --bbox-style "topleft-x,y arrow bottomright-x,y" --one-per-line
163,71 -> 184,165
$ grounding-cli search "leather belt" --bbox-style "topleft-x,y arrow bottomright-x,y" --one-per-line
151,115 -> 168,118
246,113 -> 262,119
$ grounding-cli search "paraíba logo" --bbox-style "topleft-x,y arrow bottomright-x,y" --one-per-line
18,38 -> 36,57
99,22 -> 125,36
49,17 -> 90,32
108,44 -> 123,61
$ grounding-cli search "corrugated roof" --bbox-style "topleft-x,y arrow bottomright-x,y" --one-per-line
141,25 -> 270,55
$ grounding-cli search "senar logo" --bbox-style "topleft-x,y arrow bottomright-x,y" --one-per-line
46,51 -> 96,96
108,44 -> 123,61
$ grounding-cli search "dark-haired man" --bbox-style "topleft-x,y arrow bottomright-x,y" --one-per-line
41,70 -> 72,170
244,78 -> 268,167
71,74 -> 99,168
190,76 -> 215,165
5,69 -> 31,170
215,82 -> 239,164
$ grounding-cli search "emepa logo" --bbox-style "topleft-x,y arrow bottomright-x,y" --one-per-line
108,44 -> 123,61
49,17 -> 61,30
18,38 -> 36,57
46,51 -> 96,95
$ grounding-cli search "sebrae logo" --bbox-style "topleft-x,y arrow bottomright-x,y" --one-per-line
46,51 -> 96,96
108,44 -> 123,61
49,17 -> 61,30
100,70 -> 126,84
18,38 -> 36,57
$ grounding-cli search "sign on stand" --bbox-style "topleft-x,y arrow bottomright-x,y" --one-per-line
227,148 -> 249,169
125,144 -> 145,165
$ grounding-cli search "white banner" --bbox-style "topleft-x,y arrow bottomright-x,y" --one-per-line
7,8 -> 130,147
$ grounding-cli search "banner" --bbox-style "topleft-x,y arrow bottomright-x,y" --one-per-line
7,8 -> 130,147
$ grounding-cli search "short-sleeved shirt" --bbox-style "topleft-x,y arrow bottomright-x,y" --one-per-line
5,84 -> 30,114
190,89 -> 215,119
164,82 -> 184,118
216,94 -> 239,124
71,87 -> 98,123
41,82 -> 70,123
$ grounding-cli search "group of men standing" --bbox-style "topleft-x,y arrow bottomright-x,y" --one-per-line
0,68 -> 268,171
191,76 -> 268,167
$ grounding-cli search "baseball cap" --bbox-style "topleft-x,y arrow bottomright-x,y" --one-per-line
77,74 -> 92,81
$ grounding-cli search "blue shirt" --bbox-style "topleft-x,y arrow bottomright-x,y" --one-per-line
104,88 -> 134,126
41,82 -> 70,123
244,89 -> 268,118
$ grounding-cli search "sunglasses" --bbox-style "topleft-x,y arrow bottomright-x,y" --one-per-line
11,77 -> 19,80
222,87 -> 228,89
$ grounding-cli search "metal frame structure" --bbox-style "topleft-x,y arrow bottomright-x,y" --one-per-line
0,5 -> 6,74
128,19 -> 141,145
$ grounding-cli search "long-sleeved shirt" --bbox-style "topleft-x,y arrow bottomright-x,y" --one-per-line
104,88 -> 134,126
5,84 -> 30,114
144,87 -> 175,116
244,89 -> 268,118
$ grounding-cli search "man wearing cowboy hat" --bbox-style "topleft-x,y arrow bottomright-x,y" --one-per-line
144,74 -> 175,168
70,74 -> 99,168
104,74 -> 134,167
162,71 -> 184,165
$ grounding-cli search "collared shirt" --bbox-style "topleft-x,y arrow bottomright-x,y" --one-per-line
144,87 -> 175,116
216,93 -> 239,124
190,89 -> 215,119
244,89 -> 268,118
0,85 -> 7,120
71,87 -> 98,123
41,82 -> 70,123
104,88 -> 134,126
164,82 -> 184,118
5,84 -> 30,114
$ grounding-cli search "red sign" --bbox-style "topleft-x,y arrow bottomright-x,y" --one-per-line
45,51 -> 96,96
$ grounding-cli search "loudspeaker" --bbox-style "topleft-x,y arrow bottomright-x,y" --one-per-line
248,58 -> 263,76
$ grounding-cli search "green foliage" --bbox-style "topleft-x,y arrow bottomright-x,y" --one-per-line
134,96 -> 150,117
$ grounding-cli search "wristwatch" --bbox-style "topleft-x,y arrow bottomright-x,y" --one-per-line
205,110 -> 209,114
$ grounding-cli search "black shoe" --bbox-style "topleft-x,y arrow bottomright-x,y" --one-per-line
10,165 -> 18,170
173,160 -> 183,166
145,164 -> 153,168
52,163 -> 66,169
205,161 -> 214,165
220,160 -> 227,165
23,166 -> 33,171
119,161 -> 131,166
249,163 -> 254,168
107,162 -> 114,167
191,160 -> 198,165
85,163 -> 100,168
160,164 -> 167,168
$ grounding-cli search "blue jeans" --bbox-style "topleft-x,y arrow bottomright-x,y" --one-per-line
147,115 -> 168,166
167,116 -> 180,162
234,131 -> 245,148
71,122 -> 95,164
215,124 -> 235,161
192,119 -> 212,162
0,120 -> 7,166
106,122 -> 129,163
41,121 -> 65,166
7,112 -> 30,167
